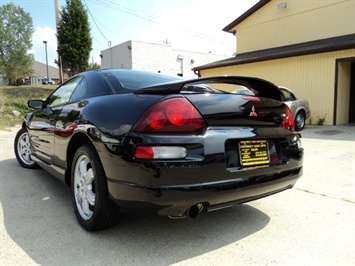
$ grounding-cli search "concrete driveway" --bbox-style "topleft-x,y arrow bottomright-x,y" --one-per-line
0,125 -> 354,265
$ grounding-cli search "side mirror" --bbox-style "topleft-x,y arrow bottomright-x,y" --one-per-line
28,100 -> 45,110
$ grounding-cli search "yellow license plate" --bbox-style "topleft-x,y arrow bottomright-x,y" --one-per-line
239,140 -> 270,167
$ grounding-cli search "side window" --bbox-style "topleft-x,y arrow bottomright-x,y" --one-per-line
282,89 -> 293,101
47,77 -> 83,107
71,79 -> 87,101
289,91 -> 297,100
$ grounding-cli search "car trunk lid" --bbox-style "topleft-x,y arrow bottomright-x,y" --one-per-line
183,94 -> 286,127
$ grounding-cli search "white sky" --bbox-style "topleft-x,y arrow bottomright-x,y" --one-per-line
1,0 -> 259,66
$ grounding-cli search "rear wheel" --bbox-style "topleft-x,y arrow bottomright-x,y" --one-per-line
294,111 -> 305,131
14,127 -> 38,169
71,144 -> 122,231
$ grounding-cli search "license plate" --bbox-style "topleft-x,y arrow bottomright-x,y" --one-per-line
239,140 -> 270,167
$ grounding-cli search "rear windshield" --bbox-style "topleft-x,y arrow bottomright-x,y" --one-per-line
101,69 -> 182,92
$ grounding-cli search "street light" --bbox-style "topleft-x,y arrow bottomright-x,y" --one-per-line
43,41 -> 49,84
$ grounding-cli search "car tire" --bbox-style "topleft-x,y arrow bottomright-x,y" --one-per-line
294,111 -> 305,131
14,127 -> 39,169
71,144 -> 122,231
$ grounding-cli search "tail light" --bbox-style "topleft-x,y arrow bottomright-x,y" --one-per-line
133,98 -> 207,133
281,106 -> 294,131
134,146 -> 187,159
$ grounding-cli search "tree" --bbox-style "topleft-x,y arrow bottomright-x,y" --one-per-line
0,3 -> 34,85
57,0 -> 92,76
88,62 -> 101,70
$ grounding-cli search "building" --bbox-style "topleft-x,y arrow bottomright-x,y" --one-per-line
0,61 -> 60,86
100,40 -> 231,78
29,61 -> 60,85
0,74 -> 7,86
194,0 -> 355,125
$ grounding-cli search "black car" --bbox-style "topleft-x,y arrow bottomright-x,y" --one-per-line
14,69 -> 303,231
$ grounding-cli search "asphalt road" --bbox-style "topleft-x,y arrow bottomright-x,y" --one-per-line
0,125 -> 354,265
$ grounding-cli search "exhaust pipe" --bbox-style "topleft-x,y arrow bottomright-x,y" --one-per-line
168,203 -> 205,219
187,203 -> 203,219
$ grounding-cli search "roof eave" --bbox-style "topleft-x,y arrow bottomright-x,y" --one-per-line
223,0 -> 271,33
194,34 -> 355,71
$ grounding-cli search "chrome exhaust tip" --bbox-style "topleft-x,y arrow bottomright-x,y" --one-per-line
168,203 -> 204,219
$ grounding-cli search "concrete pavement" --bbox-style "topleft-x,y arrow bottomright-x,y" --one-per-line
0,125 -> 354,265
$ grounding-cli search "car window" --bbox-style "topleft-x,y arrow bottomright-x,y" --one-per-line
281,88 -> 296,101
231,85 -> 255,95
103,69 -> 182,92
182,84 -> 225,94
70,78 -> 87,101
47,77 -> 83,107
289,91 -> 297,100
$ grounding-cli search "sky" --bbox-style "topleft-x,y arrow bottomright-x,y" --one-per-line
1,0 -> 259,67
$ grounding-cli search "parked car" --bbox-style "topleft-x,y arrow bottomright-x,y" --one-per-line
42,78 -> 55,85
14,69 -> 303,231
233,86 -> 311,131
279,86 -> 311,131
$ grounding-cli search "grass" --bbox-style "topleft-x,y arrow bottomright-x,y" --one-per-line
0,85 -> 55,130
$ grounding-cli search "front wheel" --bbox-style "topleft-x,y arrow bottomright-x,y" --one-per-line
294,111 -> 306,131
71,144 -> 122,231
14,127 -> 38,169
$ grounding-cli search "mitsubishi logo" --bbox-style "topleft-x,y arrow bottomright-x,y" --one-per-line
249,106 -> 258,117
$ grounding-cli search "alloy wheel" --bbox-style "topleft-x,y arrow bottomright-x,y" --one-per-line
295,112 -> 305,131
73,154 -> 96,220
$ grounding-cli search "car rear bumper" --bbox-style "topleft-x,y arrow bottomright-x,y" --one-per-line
107,166 -> 302,217
98,126 -> 303,217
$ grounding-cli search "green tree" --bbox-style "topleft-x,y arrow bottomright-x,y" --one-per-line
57,0 -> 92,76
88,62 -> 101,70
0,3 -> 34,85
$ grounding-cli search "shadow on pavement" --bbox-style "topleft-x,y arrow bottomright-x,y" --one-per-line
300,124 -> 355,141
0,158 -> 270,265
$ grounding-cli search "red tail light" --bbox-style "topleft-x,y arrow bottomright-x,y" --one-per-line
281,106 -> 294,131
134,146 -> 187,159
135,146 -> 154,159
133,98 -> 207,133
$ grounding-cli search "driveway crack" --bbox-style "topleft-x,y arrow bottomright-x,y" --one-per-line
294,187 -> 355,203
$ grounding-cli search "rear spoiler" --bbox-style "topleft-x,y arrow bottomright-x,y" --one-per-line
134,76 -> 283,101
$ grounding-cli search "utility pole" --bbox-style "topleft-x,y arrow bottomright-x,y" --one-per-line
43,41 -> 49,82
55,0 -> 63,83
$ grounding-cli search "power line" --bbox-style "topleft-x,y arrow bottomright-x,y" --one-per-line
87,0 -> 229,45
83,0 -> 111,47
